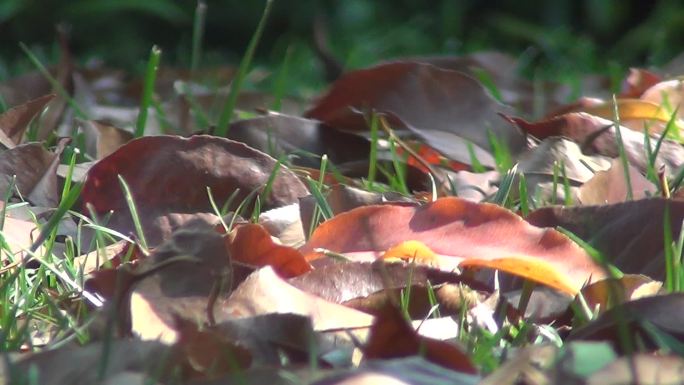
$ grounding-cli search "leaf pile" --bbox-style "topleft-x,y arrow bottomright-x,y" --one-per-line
1,40 -> 684,385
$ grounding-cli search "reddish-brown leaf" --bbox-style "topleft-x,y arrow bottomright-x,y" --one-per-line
228,223 -> 311,278
364,304 -> 478,374
300,197 -> 605,292
174,317 -> 252,378
81,135 -> 308,246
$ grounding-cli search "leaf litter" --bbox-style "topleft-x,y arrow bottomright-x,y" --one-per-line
2,29 -> 684,385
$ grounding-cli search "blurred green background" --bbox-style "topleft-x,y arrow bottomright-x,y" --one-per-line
1,0 -> 683,88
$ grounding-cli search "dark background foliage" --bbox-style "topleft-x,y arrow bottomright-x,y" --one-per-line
1,0 -> 683,85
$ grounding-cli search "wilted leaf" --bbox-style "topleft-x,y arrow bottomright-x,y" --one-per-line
301,197 -> 605,292
72,240 -> 132,275
81,135 -> 309,246
479,344 -> 558,385
27,137 -> 69,207
174,317 -> 252,378
0,214 -> 38,260
300,185 -> 416,234
640,79 -> 684,121
514,137 -> 612,203
579,99 -> 673,128
0,142 -> 59,203
460,256 -> 581,295
258,203 -> 305,247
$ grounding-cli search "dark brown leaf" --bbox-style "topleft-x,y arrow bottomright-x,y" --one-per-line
305,61 -> 526,166
0,94 -> 55,147
527,198 -> 684,280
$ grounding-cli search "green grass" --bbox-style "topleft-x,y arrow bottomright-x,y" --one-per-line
4,1 -> 684,381
215,0 -> 274,136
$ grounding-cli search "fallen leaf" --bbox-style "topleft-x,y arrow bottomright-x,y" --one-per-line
288,261 -> 488,307
577,158 -> 657,205
0,93 -> 55,147
305,61 -> 526,166
81,135 -> 309,246
258,203 -> 306,247
129,218 -> 233,343
527,198 -> 684,280
507,112 -> 684,174
227,113 -> 371,169
222,266 -> 374,331
213,313 -> 322,366
313,356 -> 480,385
299,185 -> 417,235
460,255 -> 581,295
2,339 -> 177,385
301,197 -> 605,292
78,119 -> 134,159
0,142 -> 57,201
174,317 -> 252,379
578,274 -> 663,315
569,293 -> 684,353
363,303 -> 478,374
228,223 -> 311,278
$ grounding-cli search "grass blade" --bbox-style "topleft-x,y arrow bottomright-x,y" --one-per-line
190,0 -> 207,75
19,42 -> 88,119
135,45 -> 161,138
611,94 -> 633,201
216,0 -> 274,136
117,175 -> 148,251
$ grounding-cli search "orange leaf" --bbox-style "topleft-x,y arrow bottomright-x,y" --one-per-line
229,223 -> 312,278
301,197 -> 605,292
382,240 -> 439,266
459,256 -> 581,295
